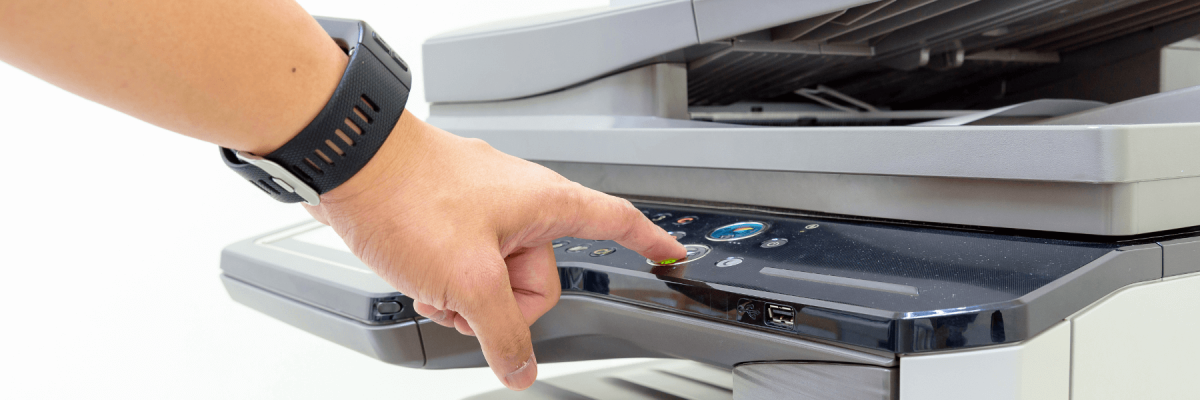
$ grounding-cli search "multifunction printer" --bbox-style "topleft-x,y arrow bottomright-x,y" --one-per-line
222,1 -> 1200,398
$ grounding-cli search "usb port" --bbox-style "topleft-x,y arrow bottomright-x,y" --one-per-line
766,303 -> 796,329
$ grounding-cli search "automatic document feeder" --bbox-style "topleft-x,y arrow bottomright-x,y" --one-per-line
223,1 -> 1200,398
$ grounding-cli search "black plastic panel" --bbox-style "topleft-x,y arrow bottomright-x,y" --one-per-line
553,203 -> 1161,353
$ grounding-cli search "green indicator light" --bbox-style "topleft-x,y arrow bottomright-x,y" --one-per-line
658,259 -> 678,265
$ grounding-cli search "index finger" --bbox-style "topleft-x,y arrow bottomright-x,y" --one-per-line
560,188 -> 686,263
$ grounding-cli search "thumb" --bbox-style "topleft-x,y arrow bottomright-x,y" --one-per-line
455,255 -> 538,391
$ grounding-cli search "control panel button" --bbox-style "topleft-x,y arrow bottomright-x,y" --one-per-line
716,257 -> 744,267
565,245 -> 591,253
590,248 -> 617,257
805,224 -> 820,230
668,231 -> 687,240
674,216 -> 698,225
375,301 -> 402,315
650,213 -> 672,222
760,238 -> 789,248
552,240 -> 570,249
707,222 -> 768,241
647,244 -> 711,265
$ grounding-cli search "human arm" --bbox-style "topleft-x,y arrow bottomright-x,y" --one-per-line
0,0 -> 686,390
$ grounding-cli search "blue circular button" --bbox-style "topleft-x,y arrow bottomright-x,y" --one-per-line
707,222 -> 767,241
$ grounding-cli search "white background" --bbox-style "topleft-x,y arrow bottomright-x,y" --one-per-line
0,0 -> 658,399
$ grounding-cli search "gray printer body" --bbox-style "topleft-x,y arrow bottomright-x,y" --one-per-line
223,1 -> 1200,399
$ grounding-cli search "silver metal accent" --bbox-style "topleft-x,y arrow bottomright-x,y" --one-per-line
271,178 -> 295,193
965,49 -> 1060,63
797,85 -> 879,112
717,257 -> 745,268
234,151 -> 321,205
805,224 -> 820,229
646,244 -> 712,265
706,222 -> 769,242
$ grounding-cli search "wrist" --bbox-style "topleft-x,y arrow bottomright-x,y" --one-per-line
313,111 -> 440,207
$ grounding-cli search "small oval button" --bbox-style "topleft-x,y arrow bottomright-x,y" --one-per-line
760,238 -> 788,248
590,248 -> 617,257
716,257 -> 744,267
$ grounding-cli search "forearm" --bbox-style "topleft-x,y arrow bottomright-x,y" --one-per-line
0,0 -> 347,154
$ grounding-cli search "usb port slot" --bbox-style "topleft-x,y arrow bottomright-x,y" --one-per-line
766,303 -> 796,329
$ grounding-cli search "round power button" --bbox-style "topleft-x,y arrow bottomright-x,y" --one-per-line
647,244 -> 711,265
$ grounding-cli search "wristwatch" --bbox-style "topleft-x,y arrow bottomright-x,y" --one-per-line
220,17 -> 411,205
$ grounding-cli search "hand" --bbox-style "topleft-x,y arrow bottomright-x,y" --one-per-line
303,112 -> 686,390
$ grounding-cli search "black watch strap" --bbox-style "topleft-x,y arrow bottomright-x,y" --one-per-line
221,17 -> 411,205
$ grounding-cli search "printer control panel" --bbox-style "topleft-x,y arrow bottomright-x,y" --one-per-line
550,203 -> 1120,353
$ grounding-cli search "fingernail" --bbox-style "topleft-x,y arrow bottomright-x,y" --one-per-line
503,353 -> 537,390
429,310 -> 446,321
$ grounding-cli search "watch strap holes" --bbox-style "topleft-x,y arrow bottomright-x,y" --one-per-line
325,139 -> 345,156
335,129 -> 355,146
256,179 -> 281,195
314,149 -> 334,164
360,95 -> 379,112
290,165 -> 313,182
249,180 -> 272,194
344,118 -> 363,135
353,106 -> 373,124
303,157 -> 324,174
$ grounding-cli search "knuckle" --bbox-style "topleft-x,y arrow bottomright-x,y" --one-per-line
464,137 -> 493,151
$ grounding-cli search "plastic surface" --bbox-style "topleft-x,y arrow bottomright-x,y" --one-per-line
222,17 -> 411,202
428,115 -> 1200,184
220,201 -> 1174,361
1160,237 -> 1200,277
418,295 -> 895,370
1069,273 -> 1200,399
1042,85 -> 1200,125
221,275 -> 425,368
467,360 -> 733,400
733,362 -> 897,400
221,221 -> 416,325
899,321 -> 1070,400
429,63 -> 690,119
422,1 -> 697,103
691,0 -> 875,42
550,204 -> 1162,353
429,109 -> 1200,235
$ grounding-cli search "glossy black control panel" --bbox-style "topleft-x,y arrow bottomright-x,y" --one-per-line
553,202 -> 1159,354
